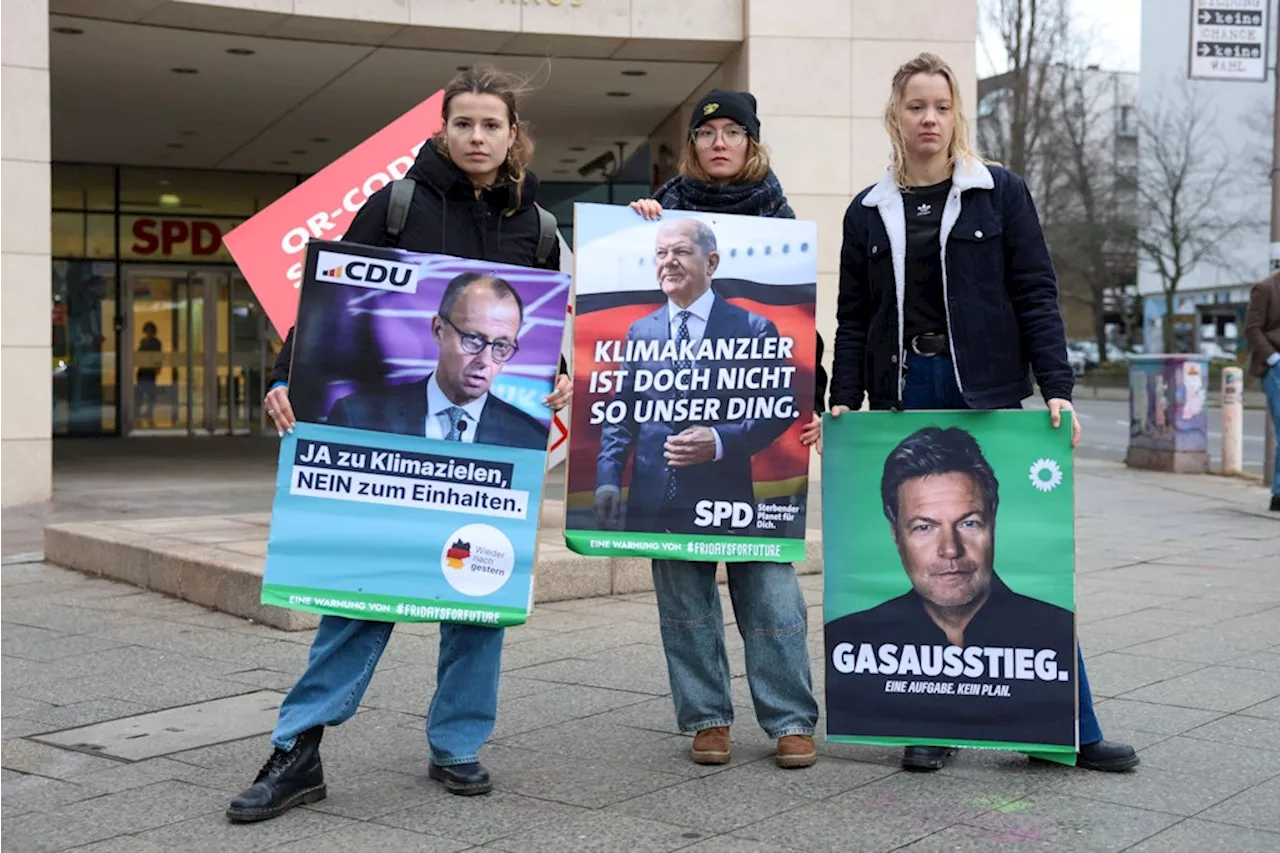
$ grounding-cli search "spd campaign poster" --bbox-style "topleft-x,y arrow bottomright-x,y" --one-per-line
823,411 -> 1078,762
223,91 -> 444,336
261,241 -> 569,626
564,203 -> 817,563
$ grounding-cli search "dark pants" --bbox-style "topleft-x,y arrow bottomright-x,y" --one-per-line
899,353 -> 1104,744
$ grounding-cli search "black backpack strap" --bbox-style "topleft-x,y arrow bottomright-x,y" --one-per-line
384,177 -> 416,246
534,203 -> 557,267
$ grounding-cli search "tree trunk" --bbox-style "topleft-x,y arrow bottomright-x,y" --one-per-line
1093,299 -> 1109,364
1162,288 -> 1177,353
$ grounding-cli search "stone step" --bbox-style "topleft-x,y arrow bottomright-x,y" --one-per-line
44,512 -> 823,631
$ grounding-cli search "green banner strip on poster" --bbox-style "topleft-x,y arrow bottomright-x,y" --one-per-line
826,734 -> 1077,766
262,584 -> 529,627
564,529 -> 805,562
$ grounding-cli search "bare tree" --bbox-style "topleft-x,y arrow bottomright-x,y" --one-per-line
1039,65 -> 1139,362
1138,81 -> 1252,353
978,0 -> 1072,178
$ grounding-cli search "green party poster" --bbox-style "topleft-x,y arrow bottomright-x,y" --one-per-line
822,411 -> 1078,762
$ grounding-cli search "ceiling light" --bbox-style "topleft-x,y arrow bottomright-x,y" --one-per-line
52,26 -> 84,35
621,69 -> 647,77
226,47 -> 256,56
569,146 -> 586,152
159,193 -> 181,206
291,149 -> 307,155
606,91 -> 630,97
171,67 -> 199,74
457,65 -> 470,71
560,158 -> 576,164
311,136 -> 330,143
166,142 -> 185,149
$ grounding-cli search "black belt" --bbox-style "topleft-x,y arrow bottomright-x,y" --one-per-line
909,332 -> 950,357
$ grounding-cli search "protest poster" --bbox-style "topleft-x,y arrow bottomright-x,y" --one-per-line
261,240 -> 569,626
223,91 -> 444,337
823,411 -> 1078,762
563,203 -> 817,562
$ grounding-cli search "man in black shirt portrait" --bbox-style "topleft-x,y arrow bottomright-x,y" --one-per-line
824,425 -> 1075,749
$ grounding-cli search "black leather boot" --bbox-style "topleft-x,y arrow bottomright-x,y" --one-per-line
226,726 -> 327,822
1077,739 -> 1139,772
901,745 -> 954,771
428,761 -> 492,796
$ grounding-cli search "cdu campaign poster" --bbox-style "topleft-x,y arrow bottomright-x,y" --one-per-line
823,411 -> 1078,763
564,203 -> 817,563
262,241 -> 568,626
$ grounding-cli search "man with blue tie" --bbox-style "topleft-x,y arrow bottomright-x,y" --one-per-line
593,217 -> 796,535
324,271 -> 548,451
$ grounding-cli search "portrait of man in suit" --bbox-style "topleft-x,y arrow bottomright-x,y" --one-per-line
325,272 -> 548,451
824,426 -> 1075,745
593,217 -> 797,535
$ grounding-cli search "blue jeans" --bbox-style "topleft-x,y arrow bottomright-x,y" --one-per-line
272,616 -> 504,766
652,559 -> 819,739
1265,363 -> 1280,496
899,353 -> 1104,744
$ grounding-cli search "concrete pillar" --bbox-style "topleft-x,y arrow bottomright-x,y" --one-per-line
1221,366 -> 1244,474
2,0 -> 53,508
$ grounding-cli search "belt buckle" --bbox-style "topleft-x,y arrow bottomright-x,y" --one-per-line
910,335 -> 933,357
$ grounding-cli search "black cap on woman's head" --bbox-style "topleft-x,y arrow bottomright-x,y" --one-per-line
689,89 -> 761,140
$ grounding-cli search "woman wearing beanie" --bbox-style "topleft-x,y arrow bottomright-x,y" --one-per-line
627,88 -> 821,770
828,53 -> 1138,774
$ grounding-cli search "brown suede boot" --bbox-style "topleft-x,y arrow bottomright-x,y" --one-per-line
776,735 -> 816,769
690,726 -> 731,765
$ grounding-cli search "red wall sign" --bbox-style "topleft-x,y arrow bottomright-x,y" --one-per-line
125,217 -> 240,260
223,91 -> 445,336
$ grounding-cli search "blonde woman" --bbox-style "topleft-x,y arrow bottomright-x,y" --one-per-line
828,53 -> 1138,774
625,89 -> 821,770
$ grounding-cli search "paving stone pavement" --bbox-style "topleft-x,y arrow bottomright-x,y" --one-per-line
3,451 -> 1279,851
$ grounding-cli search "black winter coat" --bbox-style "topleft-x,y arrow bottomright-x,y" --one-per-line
271,142 -> 560,385
830,161 -> 1072,410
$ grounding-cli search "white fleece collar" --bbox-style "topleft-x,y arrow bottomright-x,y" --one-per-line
862,158 -> 995,207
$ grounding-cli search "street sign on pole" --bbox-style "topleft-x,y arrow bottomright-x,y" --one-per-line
1189,0 -> 1270,82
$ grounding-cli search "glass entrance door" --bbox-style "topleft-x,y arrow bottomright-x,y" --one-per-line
122,266 -> 274,436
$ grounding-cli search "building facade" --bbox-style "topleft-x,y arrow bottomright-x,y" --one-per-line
977,65 -> 1140,348
1137,0 -> 1277,355
1,0 -> 979,508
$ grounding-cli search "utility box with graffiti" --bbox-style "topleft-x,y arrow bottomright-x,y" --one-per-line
1124,354 -> 1210,473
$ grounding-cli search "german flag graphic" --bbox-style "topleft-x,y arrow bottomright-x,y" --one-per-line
445,539 -> 471,569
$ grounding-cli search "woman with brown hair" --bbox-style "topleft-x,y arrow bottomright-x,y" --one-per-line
828,52 -> 1137,774
228,65 -> 561,823
626,90 -> 821,771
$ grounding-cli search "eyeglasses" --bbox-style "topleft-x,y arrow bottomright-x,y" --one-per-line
692,125 -> 748,149
439,314 -> 519,362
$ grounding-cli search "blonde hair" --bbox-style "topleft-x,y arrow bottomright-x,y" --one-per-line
884,52 -> 984,187
432,64 -> 537,213
677,135 -> 772,184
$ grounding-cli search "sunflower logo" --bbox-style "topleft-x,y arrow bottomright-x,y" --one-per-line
1029,458 -> 1063,493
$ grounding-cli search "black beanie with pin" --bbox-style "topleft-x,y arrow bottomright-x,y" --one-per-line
689,89 -> 761,141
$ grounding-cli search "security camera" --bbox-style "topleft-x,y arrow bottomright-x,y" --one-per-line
578,151 -> 616,178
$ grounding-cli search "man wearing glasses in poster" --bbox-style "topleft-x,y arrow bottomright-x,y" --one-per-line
324,271 -> 549,450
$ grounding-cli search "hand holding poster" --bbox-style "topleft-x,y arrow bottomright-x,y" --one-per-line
262,241 -> 568,626
823,411 -> 1077,762
564,203 -> 817,562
